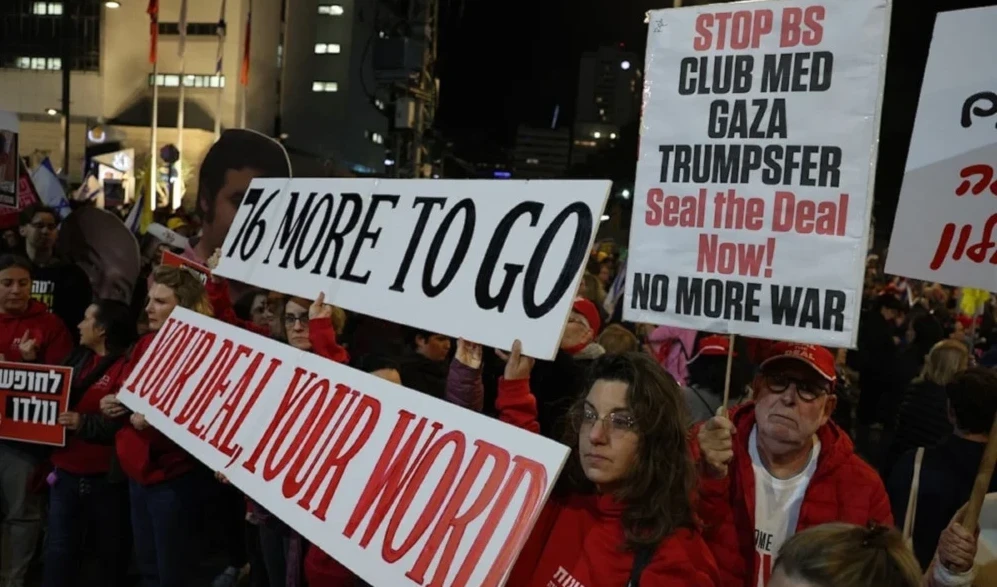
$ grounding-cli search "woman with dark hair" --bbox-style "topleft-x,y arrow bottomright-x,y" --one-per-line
497,342 -> 719,585
44,300 -> 137,587
233,288 -> 274,330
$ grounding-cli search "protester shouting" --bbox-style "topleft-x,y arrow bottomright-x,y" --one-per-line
44,300 -> 137,587
0,254 -> 73,587
497,342 -> 720,586
100,265 -> 213,587
692,342 -> 891,587
17,204 -> 93,343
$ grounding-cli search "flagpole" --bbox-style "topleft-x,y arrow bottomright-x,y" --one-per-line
175,0 -> 187,210
148,0 -> 160,212
214,0 -> 227,140
239,0 -> 251,129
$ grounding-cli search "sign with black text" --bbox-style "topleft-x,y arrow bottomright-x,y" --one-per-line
215,179 -> 611,359
117,309 -> 569,587
626,0 -> 888,348
885,6 -> 997,291
0,361 -> 72,446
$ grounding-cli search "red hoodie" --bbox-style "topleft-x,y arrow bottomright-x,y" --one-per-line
689,403 -> 893,587
0,299 -> 73,364
51,354 -> 129,475
115,333 -> 194,485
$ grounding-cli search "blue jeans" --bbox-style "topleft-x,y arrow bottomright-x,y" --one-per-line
42,469 -> 130,587
129,473 -> 199,587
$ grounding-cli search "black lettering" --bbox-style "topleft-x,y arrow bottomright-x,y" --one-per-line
474,202 -> 543,312
421,199 -> 476,297
263,191 -> 314,267
293,193 -> 335,270
770,285 -> 803,326
389,197 -> 446,292
227,188 -> 280,261
630,272 -> 669,312
341,194 -> 400,284
824,290 -> 846,332
522,203 -> 592,319
676,277 -> 702,316
314,193 -> 363,277
703,279 -> 724,318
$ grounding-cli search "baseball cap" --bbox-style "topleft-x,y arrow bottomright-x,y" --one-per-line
688,334 -> 735,363
572,298 -> 602,335
760,342 -> 836,384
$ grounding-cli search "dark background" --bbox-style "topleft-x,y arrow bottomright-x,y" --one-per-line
436,0 -> 997,241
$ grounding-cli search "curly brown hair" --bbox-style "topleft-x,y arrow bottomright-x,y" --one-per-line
151,265 -> 213,317
558,352 -> 696,551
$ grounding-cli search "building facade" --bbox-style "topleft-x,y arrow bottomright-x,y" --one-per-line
571,45 -> 640,167
512,125 -> 570,179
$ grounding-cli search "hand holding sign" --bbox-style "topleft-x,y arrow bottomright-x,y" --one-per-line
455,338 -> 483,369
698,407 -> 736,479
130,413 -> 149,431
57,411 -> 81,431
100,395 -> 127,418
309,292 -> 333,321
18,330 -> 37,362
496,339 -> 534,381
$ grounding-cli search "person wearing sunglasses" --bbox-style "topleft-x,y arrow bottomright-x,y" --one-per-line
496,341 -> 719,586
691,342 -> 892,587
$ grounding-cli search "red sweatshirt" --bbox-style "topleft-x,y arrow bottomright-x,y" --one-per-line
115,333 -> 194,485
51,354 -> 129,475
0,299 -> 73,364
499,378 -> 721,587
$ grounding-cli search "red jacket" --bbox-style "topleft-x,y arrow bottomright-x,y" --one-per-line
115,333 -> 194,485
0,300 -> 73,364
205,279 -> 270,337
689,403 -> 893,587
501,378 -> 720,587
51,354 -> 129,475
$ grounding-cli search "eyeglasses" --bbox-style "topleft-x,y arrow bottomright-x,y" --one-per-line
763,372 -> 831,403
580,407 -> 636,435
283,312 -> 308,326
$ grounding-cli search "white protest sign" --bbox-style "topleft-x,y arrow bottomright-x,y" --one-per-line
214,179 -> 610,360
626,0 -> 889,348
885,6 -> 997,291
117,308 -> 569,587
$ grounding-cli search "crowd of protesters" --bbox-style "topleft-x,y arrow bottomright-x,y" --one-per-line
0,129 -> 993,587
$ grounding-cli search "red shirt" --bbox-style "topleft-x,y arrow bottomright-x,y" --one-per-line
0,299 -> 73,364
51,354 -> 129,475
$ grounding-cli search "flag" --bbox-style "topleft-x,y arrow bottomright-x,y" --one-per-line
73,172 -> 103,202
124,182 -> 154,235
215,0 -> 227,75
603,259 -> 627,317
31,159 -> 71,219
239,3 -> 252,86
148,0 -> 159,64
178,0 -> 189,58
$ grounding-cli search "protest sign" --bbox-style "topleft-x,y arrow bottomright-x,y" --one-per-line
161,250 -> 209,285
0,361 -> 72,447
0,111 -> 17,210
117,308 -> 569,587
885,6 -> 997,292
625,0 -> 889,348
0,159 -> 42,230
214,179 -> 610,359
147,222 -> 190,250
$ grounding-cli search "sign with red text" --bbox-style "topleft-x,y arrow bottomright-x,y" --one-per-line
885,6 -> 997,291
626,0 -> 889,348
161,250 -> 210,285
117,308 -> 569,587
214,179 -> 610,360
0,111 -> 18,210
0,362 -> 72,446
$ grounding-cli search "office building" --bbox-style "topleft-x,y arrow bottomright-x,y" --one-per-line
512,125 -> 570,179
571,45 -> 641,166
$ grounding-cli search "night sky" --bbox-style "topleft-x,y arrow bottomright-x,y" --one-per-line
436,0 -> 997,239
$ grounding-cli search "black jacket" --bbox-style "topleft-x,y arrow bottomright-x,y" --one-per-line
882,380 -> 953,478
888,435 -> 997,569
399,351 -> 448,400
27,256 -> 93,344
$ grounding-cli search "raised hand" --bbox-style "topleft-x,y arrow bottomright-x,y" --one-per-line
495,339 -> 535,381
18,330 -> 38,362
309,292 -> 333,321
455,339 -> 483,369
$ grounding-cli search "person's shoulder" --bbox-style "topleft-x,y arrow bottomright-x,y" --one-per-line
645,527 -> 720,583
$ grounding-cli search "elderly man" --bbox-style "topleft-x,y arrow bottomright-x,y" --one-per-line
691,342 -> 892,587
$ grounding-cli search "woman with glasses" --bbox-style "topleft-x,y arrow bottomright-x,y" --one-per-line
691,342 -> 892,587
496,341 -> 719,586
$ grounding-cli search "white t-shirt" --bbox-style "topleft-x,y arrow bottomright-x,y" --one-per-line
749,425 -> 821,587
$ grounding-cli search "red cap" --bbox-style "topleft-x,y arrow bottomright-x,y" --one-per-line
688,334 -> 735,363
572,298 -> 602,335
760,342 -> 836,383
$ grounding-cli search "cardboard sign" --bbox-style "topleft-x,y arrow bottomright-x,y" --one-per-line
0,362 -> 72,446
117,308 -> 569,587
214,179 -> 610,359
161,250 -> 210,285
885,6 -> 997,291
626,0 -> 889,348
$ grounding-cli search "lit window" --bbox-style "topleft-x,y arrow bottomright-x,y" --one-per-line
317,5 -> 344,15
16,57 -> 30,69
31,57 -> 46,70
526,158 -> 539,165
312,81 -> 338,92
47,57 -> 61,70
148,74 -> 225,88
370,132 -> 384,144
33,2 -> 62,15
314,43 -> 341,54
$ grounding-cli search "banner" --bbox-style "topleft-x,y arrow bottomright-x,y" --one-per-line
0,111 -> 18,210
626,0 -> 889,348
161,250 -> 209,285
214,179 -> 610,359
0,361 -> 72,446
117,308 -> 569,587
885,6 -> 997,291
0,159 -> 42,230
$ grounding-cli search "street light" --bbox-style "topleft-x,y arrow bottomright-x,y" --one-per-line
593,131 -> 602,139
621,60 -> 631,70
610,132 -> 618,139
384,158 -> 395,166
621,189 -> 631,199
104,1 -> 121,8
45,108 -> 58,116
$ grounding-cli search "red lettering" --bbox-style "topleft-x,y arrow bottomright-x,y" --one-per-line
693,10 -> 773,51
406,440 -> 512,586
213,357 -> 282,460
693,14 -> 713,51
781,6 -> 824,48
281,383 -> 352,499
697,234 -> 768,277
204,351 -> 268,455
155,331 -> 217,417
145,326 -> 199,401
302,393 -> 381,520
189,344 -> 252,438
261,377 -> 330,481
242,367 -> 317,474
929,216 -> 997,271
645,188 -> 663,225
174,340 -> 234,426
344,412 -> 442,547
126,320 -> 182,398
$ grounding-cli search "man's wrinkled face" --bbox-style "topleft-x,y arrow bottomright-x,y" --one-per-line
753,360 -> 836,453
201,167 -> 261,252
